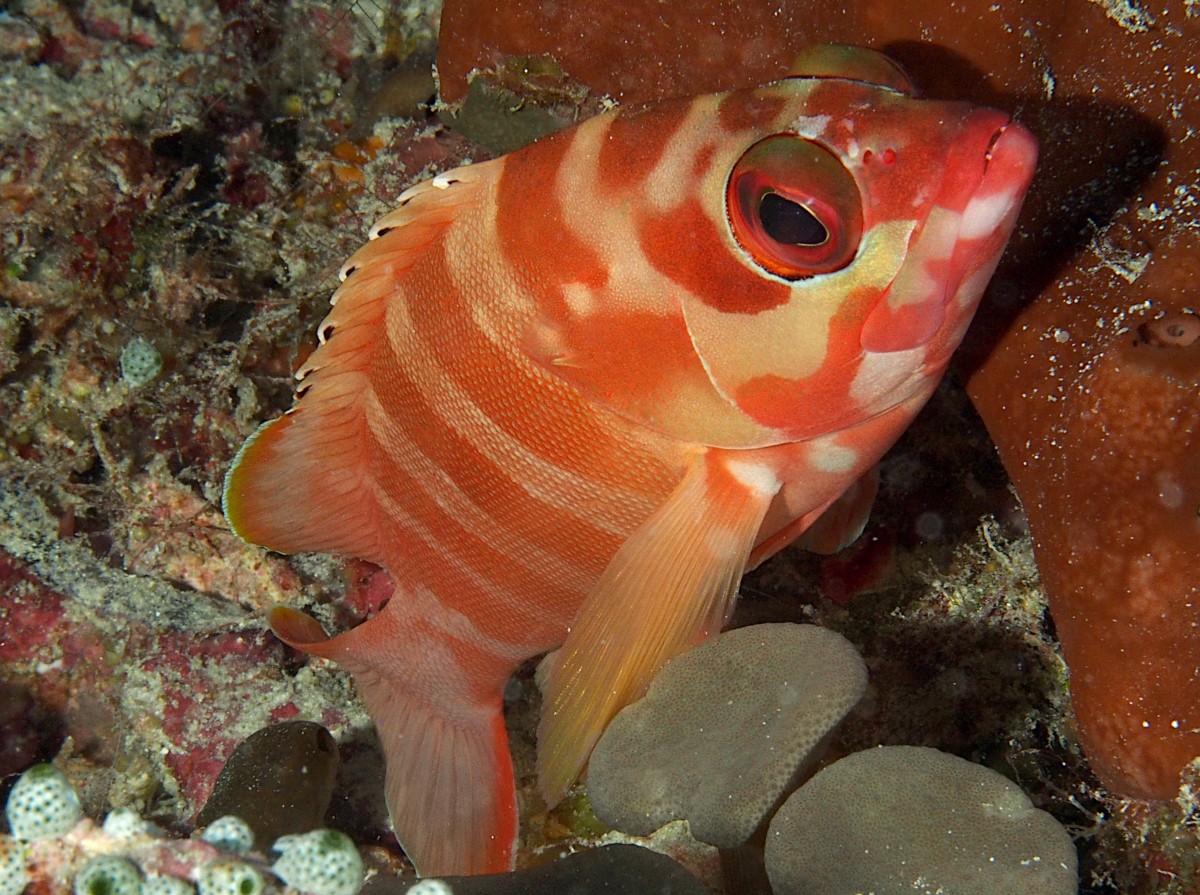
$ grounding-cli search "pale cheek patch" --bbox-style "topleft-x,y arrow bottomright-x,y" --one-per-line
959,189 -> 1017,240
808,438 -> 858,475
849,348 -> 923,407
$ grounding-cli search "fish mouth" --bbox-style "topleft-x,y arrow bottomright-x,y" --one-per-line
939,109 -> 1038,224
942,114 -> 1038,298
859,111 -> 1037,354
973,117 -> 1039,218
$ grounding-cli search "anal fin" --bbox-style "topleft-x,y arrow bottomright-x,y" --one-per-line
536,449 -> 780,806
268,605 -> 518,876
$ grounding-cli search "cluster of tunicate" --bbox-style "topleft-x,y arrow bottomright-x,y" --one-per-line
271,829 -> 364,895
5,763 -> 83,840
2,760 -> 370,895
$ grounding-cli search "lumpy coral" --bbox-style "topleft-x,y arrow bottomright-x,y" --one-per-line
587,624 -> 867,848
764,746 -> 1077,895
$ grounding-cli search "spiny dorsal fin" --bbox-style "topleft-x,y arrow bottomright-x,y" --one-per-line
224,165 -> 493,561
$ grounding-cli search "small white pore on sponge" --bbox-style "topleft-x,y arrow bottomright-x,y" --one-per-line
74,855 -> 142,895
271,830 -> 364,895
6,764 -> 83,841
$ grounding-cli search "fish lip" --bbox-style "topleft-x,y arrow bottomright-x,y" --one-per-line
979,117 -> 1039,193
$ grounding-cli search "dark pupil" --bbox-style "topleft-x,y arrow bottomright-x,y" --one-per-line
759,192 -> 828,246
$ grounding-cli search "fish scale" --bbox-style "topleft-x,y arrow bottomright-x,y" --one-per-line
224,44 -> 1037,877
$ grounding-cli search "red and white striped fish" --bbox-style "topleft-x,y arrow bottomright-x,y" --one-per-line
224,45 -> 1036,877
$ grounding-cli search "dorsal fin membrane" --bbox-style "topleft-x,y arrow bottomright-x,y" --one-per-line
787,45 -> 915,95
223,167 -> 488,564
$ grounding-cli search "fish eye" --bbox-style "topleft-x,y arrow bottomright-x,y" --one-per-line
727,135 -> 862,279
758,192 -> 829,247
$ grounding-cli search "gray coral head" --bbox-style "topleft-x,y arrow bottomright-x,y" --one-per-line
764,745 -> 1078,895
587,623 -> 868,848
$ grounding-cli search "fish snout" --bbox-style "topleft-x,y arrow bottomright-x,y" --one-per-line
858,111 -> 1036,355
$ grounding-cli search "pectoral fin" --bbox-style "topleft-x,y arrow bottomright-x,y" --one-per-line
796,464 -> 880,555
536,450 -> 781,806
746,465 -> 880,569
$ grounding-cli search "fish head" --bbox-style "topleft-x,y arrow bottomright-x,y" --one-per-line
680,52 -> 1039,440
510,46 -> 1037,446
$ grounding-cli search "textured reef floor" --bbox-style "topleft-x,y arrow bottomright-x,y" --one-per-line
1,0 -> 1198,892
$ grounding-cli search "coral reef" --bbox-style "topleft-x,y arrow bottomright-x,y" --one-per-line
0,0 -> 1195,890
0,0 -> 446,857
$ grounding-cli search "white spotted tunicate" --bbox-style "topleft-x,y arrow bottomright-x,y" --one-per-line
198,860 -> 264,895
103,807 -> 153,839
143,875 -> 196,895
200,816 -> 254,854
120,336 -> 163,387
74,856 -> 142,895
271,830 -> 364,895
406,881 -> 454,895
0,835 -> 30,895
5,764 -> 83,840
